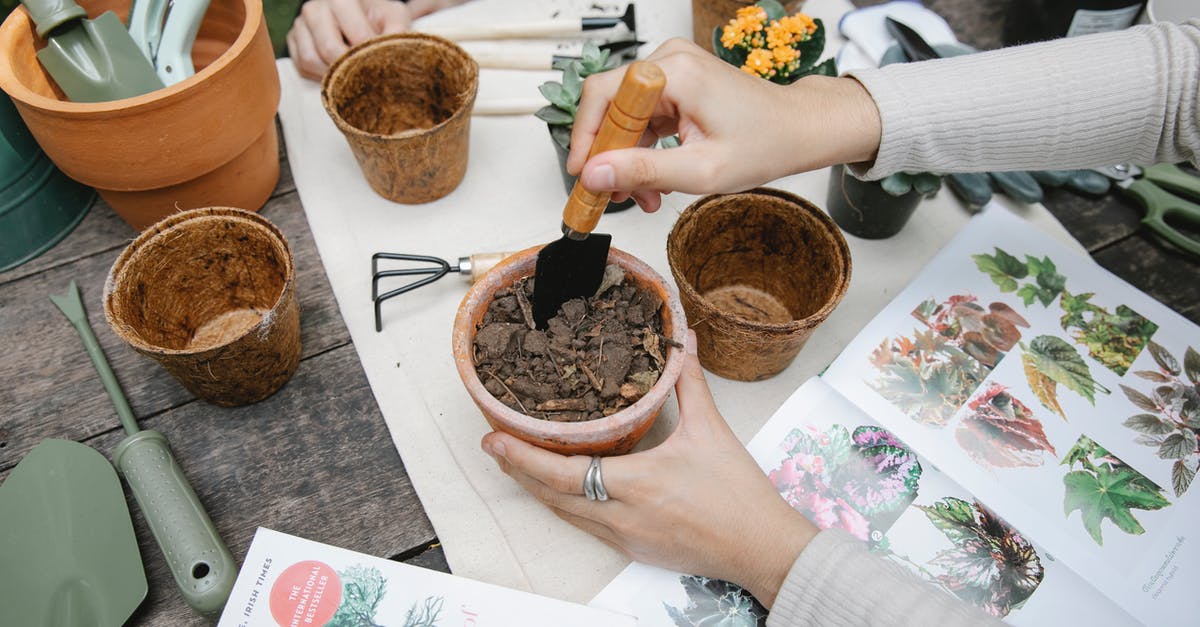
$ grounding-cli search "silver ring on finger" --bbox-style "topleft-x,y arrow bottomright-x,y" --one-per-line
583,456 -> 598,501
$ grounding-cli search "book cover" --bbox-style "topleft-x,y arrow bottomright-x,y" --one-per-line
218,528 -> 636,627
590,206 -> 1196,625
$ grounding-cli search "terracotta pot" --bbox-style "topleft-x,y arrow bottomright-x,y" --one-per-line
453,246 -> 687,456
322,33 -> 477,204
0,0 -> 280,230
104,207 -> 300,407
692,0 -> 805,53
667,188 -> 851,381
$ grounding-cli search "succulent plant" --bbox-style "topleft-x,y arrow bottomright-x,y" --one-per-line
535,41 -> 620,150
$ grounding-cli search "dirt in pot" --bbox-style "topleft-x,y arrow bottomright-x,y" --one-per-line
473,265 -> 677,422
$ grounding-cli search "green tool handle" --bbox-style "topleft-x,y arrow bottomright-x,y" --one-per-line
66,312 -> 140,436
114,430 -> 236,615
1142,163 -> 1200,201
1125,179 -> 1200,256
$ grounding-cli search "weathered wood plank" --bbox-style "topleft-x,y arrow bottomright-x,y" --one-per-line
85,344 -> 435,626
1092,233 -> 1200,325
1040,187 -> 1143,252
0,190 -> 349,471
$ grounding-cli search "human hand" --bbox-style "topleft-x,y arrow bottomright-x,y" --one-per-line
480,330 -> 818,608
566,38 -> 883,212
287,0 -> 461,80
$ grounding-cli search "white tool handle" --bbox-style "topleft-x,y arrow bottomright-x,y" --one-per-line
155,0 -> 211,85
468,49 -> 553,70
127,0 -> 169,62
422,19 -> 581,41
472,98 -> 545,116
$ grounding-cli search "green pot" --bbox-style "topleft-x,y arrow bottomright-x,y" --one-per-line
548,126 -> 636,213
0,94 -> 95,272
825,163 -> 921,239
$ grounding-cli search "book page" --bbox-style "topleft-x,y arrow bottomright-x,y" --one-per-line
591,378 -> 1133,625
822,205 -> 1197,625
218,528 -> 635,626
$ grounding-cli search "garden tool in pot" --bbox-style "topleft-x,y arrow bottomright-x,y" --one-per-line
372,251 -> 513,332
49,280 -> 237,616
153,0 -> 212,84
531,60 -> 664,328
0,439 -> 148,626
20,0 -> 164,102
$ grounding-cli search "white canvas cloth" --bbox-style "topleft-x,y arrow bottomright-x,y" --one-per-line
275,0 -> 1084,604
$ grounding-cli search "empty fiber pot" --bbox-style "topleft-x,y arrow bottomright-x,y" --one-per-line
0,0 -> 280,230
452,246 -> 687,456
104,208 -> 300,406
667,188 -> 852,381
322,33 -> 478,204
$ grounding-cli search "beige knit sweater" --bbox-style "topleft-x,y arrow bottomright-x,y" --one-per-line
846,20 -> 1199,180
768,21 -> 1199,627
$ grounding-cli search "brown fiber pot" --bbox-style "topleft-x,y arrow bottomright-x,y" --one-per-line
322,33 -> 478,204
692,0 -> 805,53
453,246 -> 687,456
104,208 -> 300,406
0,0 -> 280,230
667,188 -> 851,381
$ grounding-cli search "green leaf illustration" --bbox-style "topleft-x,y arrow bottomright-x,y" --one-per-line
1148,342 -> 1180,376
1173,460 -> 1196,497
1121,384 -> 1158,413
1024,336 -> 1109,406
1123,413 -> 1174,435
973,249 -> 1026,292
1158,432 -> 1197,460
1185,347 -> 1200,385
1062,437 -> 1171,545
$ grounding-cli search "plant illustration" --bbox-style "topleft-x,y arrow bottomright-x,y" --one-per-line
1061,435 -> 1171,545
1119,342 -> 1200,496
913,295 -> 1029,368
972,247 -> 1156,376
1059,291 -> 1157,376
328,565 -> 387,627
1020,335 -> 1111,420
917,497 -> 1044,618
402,595 -> 444,627
768,424 -> 921,541
714,0 -> 836,83
869,329 -> 990,426
664,575 -> 766,627
957,383 -> 1056,468
534,42 -> 621,150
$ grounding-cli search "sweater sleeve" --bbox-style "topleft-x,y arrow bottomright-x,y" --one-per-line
843,20 -> 1200,180
766,529 -> 1003,627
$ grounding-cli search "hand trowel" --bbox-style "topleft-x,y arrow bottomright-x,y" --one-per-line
50,280 -> 237,616
20,0 -> 164,102
531,60 -> 665,328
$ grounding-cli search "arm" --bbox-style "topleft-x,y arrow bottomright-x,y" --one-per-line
480,331 -> 999,623
848,19 -> 1200,179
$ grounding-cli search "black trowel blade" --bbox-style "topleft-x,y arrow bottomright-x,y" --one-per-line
532,233 -> 612,328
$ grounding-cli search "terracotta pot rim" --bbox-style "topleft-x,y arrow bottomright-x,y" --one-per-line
320,32 -> 479,141
104,207 -> 295,356
453,245 -> 687,441
668,187 -> 853,332
0,0 -> 264,114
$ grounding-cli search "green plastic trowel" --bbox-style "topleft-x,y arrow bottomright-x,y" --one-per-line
0,439 -> 148,626
20,0 -> 164,102
49,280 -> 237,616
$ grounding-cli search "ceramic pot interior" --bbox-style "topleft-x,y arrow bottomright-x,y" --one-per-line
108,215 -> 290,351
670,192 -> 846,323
326,37 -> 476,136
5,0 -> 247,101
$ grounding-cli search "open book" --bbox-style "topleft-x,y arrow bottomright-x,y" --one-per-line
591,207 -> 1197,626
217,528 -> 634,626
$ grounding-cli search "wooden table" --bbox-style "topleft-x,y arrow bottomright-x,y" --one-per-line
3,8 -> 1198,625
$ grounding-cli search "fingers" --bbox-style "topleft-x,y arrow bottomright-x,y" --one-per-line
483,432 -> 594,496
327,0 -> 375,46
366,0 -> 415,34
579,143 -> 724,196
673,330 -> 725,431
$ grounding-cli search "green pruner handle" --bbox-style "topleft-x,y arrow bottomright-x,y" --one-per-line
1141,163 -> 1200,202
1125,178 -> 1200,257
113,430 -> 236,615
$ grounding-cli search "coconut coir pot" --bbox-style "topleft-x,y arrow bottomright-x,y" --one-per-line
667,188 -> 851,381
322,33 -> 478,204
453,246 -> 687,456
104,207 -> 300,406
0,0 -> 280,230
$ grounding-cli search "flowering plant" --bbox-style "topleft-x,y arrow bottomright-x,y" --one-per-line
713,0 -> 836,83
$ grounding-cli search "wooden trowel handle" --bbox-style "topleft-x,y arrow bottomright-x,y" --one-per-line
562,61 -> 665,236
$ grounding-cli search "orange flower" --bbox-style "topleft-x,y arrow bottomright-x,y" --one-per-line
772,45 -> 799,66
742,48 -> 776,78
722,7 -> 767,49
